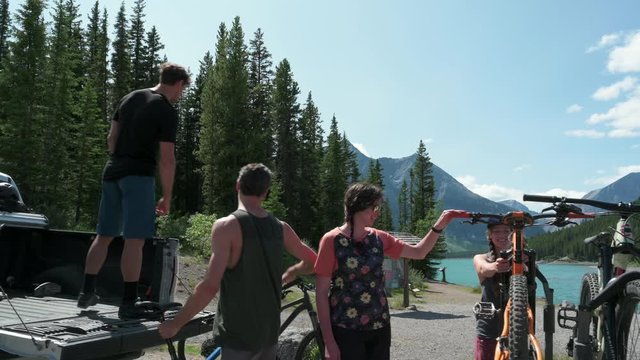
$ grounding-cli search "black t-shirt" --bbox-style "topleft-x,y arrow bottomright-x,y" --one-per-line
103,89 -> 178,181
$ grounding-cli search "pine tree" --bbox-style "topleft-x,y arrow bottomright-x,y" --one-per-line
407,140 -> 440,276
271,58 -> 301,225
129,0 -> 148,89
410,140 -> 434,230
42,0 -> 86,226
198,23 -> 227,215
247,28 -> 273,166
367,159 -> 382,186
413,209 -> 447,278
398,180 -> 410,232
0,0 -> 48,209
86,2 -> 110,123
297,92 -> 324,243
262,175 -> 287,220
0,0 -> 10,67
174,53 -> 211,214
110,3 -> 131,111
143,25 -> 164,87
367,159 -> 392,230
319,116 -> 348,236
198,19 -> 251,216
343,134 -> 360,184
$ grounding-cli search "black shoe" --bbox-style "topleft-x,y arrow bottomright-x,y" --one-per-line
118,301 -> 149,319
77,292 -> 100,309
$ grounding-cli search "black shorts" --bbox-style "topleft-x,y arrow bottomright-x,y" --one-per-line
332,325 -> 391,360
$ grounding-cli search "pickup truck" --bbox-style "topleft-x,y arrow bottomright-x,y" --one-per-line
0,172 -> 214,359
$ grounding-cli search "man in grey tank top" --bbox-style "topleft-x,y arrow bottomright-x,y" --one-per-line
472,221 -> 513,360
159,163 -> 318,360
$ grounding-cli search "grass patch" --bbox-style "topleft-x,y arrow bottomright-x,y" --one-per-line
470,286 -> 481,294
146,343 -> 203,357
387,287 -> 427,310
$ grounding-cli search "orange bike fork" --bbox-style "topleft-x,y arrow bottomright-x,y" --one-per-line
494,300 -> 544,360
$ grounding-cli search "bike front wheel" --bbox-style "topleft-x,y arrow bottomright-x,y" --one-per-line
294,330 -> 324,360
616,279 -> 640,359
578,272 -> 602,359
509,275 -> 529,360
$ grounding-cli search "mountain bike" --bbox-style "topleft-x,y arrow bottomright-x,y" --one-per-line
280,278 -> 325,360
464,207 -> 591,360
523,194 -> 640,360
202,278 -> 324,360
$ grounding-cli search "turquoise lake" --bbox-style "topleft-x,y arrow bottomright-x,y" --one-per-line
436,258 -> 598,305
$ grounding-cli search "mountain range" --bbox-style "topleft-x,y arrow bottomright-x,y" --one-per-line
350,144 -> 640,255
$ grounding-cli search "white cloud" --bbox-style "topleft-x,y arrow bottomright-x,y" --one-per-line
422,138 -> 433,144
564,129 -> 606,138
585,165 -> 640,186
587,33 -> 622,53
592,77 -> 637,101
456,176 -> 591,213
566,104 -> 583,113
352,143 -> 370,157
608,32 -> 640,73
513,164 -> 531,172
455,175 -> 523,202
587,97 -> 640,136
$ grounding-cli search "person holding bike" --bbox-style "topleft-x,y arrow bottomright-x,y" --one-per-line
472,220 -> 513,360
315,182 -> 465,360
158,163 -> 318,360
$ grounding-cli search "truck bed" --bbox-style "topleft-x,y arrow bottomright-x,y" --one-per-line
0,224 -> 214,360
0,293 -> 214,360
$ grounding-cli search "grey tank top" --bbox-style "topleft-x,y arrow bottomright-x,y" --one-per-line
212,209 -> 284,351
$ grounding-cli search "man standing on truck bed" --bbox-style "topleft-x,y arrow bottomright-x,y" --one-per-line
159,163 -> 318,360
77,62 -> 190,319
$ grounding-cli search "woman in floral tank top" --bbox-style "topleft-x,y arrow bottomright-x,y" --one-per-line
315,182 -> 466,360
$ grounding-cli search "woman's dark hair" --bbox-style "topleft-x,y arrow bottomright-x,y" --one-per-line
343,182 -> 383,238
237,163 -> 272,196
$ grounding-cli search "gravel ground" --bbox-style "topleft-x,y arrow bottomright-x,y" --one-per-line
140,258 -> 575,359
386,281 -> 573,359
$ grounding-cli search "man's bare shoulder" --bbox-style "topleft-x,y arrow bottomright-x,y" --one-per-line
212,214 -> 241,235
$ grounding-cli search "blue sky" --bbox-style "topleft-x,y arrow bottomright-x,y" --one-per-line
24,1 -> 640,211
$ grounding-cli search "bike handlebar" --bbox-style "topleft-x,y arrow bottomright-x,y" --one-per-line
463,210 -> 593,228
523,194 -> 640,214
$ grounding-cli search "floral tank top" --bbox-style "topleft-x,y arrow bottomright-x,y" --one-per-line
329,231 -> 390,331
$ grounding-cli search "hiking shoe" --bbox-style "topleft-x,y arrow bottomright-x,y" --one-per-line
118,301 -> 149,320
77,292 -> 100,309
33,282 -> 62,297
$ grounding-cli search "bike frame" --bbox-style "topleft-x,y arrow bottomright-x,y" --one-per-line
468,210 -> 589,360
494,211 -> 545,360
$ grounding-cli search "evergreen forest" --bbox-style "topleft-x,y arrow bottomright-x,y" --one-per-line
0,0 -> 447,277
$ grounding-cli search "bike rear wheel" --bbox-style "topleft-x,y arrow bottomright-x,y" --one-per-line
579,272 -> 602,359
509,275 -> 529,359
294,330 -> 324,360
616,279 -> 640,359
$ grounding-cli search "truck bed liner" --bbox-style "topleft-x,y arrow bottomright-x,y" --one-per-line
0,295 -> 214,360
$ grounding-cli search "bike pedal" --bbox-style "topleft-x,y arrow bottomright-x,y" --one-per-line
473,302 -> 499,320
557,301 -> 578,330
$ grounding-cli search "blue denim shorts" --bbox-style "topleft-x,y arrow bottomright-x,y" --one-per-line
96,175 -> 155,239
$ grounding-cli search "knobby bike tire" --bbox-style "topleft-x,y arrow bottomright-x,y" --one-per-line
615,279 -> 640,359
509,275 -> 529,360
294,330 -> 324,360
578,272 -> 602,359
